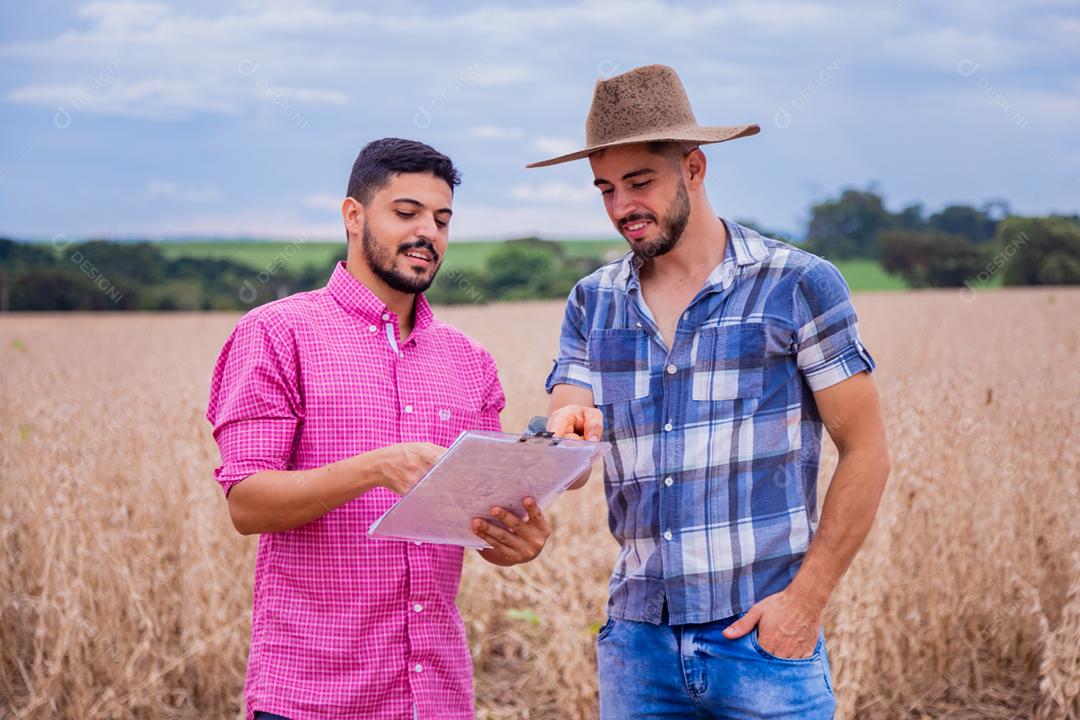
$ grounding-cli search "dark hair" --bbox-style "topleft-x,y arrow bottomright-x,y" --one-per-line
647,140 -> 699,166
346,137 -> 461,205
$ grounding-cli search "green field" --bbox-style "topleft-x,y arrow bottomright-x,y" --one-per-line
154,239 -> 626,272
153,240 -> 910,291
156,240 -> 346,270
831,259 -> 907,291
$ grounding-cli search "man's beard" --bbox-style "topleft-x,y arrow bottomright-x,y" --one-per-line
361,222 -> 441,294
622,179 -> 691,260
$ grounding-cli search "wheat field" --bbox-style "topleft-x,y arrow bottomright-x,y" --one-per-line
1,288 -> 1078,719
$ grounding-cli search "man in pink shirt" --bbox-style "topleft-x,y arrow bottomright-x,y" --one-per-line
207,138 -> 551,720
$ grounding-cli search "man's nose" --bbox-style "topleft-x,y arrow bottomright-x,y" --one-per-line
416,215 -> 439,238
612,192 -> 637,222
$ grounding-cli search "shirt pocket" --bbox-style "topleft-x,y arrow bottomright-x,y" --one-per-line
419,401 -> 484,448
690,323 -> 766,402
587,328 -> 651,404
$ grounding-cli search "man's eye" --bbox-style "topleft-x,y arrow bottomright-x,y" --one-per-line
435,219 -> 448,229
395,211 -> 415,219
599,188 -> 613,196
631,181 -> 651,190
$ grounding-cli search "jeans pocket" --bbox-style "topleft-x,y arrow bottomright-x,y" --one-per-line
749,627 -> 823,664
596,617 -> 616,643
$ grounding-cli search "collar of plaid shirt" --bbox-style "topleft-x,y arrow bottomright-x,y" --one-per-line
614,219 -> 769,296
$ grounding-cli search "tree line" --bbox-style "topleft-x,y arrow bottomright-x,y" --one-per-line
1,187 -> 1077,311
795,187 -> 1080,287
0,236 -> 604,311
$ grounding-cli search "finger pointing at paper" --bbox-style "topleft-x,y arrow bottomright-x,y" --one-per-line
547,405 -> 603,441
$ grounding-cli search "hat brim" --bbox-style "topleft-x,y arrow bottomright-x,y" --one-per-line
525,123 -> 760,168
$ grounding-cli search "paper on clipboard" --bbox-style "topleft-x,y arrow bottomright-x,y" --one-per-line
368,430 -> 610,549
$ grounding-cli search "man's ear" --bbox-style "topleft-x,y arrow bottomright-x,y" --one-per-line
342,196 -> 365,243
684,148 -> 707,189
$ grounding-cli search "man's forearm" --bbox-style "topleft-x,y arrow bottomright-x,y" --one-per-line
788,446 -> 889,609
226,452 -> 385,535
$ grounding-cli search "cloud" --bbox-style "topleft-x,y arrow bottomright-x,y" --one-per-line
532,136 -> 581,156
449,201 -> 615,240
510,182 -> 596,203
471,65 -> 534,87
468,125 -> 524,140
302,193 -> 343,211
120,208 -> 341,240
11,78 -> 245,118
144,180 -> 221,203
882,28 -> 1020,71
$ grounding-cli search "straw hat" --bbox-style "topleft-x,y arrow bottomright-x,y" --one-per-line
526,64 -> 759,168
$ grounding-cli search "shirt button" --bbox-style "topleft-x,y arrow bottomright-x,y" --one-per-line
413,603 -> 424,613
414,663 -> 424,673
664,476 -> 673,487
663,530 -> 673,541
404,405 -> 414,413
664,422 -> 673,432
666,364 -> 677,375
381,313 -> 389,321
368,325 -> 377,333
413,541 -> 422,546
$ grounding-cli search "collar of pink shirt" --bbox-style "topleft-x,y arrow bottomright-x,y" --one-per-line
327,260 -> 435,342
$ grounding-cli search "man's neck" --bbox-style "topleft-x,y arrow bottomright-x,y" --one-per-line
640,206 -> 728,287
344,251 -> 418,336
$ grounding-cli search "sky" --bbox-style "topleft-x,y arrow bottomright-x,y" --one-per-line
0,0 -> 1077,242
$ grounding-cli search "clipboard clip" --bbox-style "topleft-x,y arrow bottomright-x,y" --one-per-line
519,415 -> 560,445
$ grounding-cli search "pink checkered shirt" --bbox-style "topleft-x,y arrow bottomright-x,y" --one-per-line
207,261 -> 504,720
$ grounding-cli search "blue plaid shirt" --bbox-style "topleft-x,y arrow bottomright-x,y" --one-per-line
545,220 -> 876,625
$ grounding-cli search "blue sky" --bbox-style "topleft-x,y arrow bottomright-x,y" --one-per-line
1,0 -> 1077,241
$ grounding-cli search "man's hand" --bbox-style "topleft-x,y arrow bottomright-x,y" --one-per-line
472,497 -> 551,566
372,442 -> 445,495
722,589 -> 823,659
547,404 -> 603,441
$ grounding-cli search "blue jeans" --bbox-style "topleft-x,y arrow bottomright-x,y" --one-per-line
597,612 -> 835,719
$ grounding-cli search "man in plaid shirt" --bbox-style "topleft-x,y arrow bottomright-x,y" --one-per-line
534,65 -> 890,718
208,138 -> 551,720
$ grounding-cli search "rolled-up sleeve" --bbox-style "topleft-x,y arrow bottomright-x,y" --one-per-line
545,284 -> 593,394
206,311 -> 303,496
478,351 -> 506,433
793,259 -> 876,392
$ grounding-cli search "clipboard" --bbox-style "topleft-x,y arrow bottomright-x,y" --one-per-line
367,416 -> 610,548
